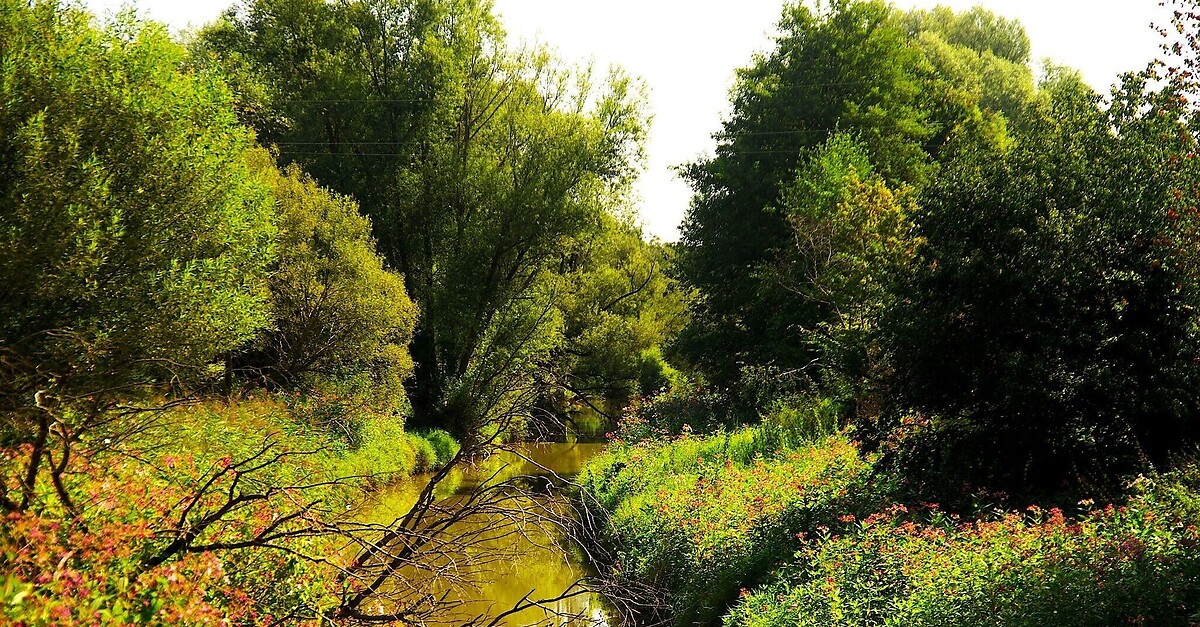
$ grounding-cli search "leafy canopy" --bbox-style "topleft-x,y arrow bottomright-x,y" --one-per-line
243,149 -> 417,411
0,0 -> 275,421
201,0 -> 649,434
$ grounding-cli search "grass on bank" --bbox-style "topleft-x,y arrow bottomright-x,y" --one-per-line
581,417 -> 1200,626
1,393 -> 458,625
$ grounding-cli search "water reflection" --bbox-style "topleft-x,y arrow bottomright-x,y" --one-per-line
360,442 -> 611,626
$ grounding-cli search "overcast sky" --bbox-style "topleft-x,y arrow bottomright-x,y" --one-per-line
83,0 -> 1169,241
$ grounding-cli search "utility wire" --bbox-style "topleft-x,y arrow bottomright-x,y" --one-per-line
267,128 -> 846,147
265,78 -> 891,104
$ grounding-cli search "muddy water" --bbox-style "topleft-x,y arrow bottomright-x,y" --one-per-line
361,441 -> 612,626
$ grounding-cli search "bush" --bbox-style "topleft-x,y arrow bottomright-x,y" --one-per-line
637,347 -> 683,395
420,429 -> 461,467
340,414 -> 422,482
407,433 -> 438,473
728,470 -> 1200,627
0,392 -> 458,624
755,397 -> 844,451
244,152 -> 418,411
0,0 -> 275,420
617,385 -> 743,442
880,71 -> 1200,501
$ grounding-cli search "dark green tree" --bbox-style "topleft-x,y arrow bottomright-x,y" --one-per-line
880,67 -> 1200,500
676,0 -> 932,389
674,1 -> 1033,397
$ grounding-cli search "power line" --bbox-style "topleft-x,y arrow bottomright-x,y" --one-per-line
262,78 -> 896,106
266,128 -> 844,147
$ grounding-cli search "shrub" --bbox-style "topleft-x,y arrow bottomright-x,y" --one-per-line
341,414 -> 420,483
0,392 -> 448,625
243,152 -> 418,411
407,433 -> 438,473
617,385 -> 743,442
0,510 -> 274,626
637,347 -> 683,395
0,0 -> 275,440
420,429 -> 461,467
727,470 -> 1200,627
755,397 -> 844,451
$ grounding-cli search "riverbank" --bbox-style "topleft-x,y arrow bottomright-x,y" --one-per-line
578,425 -> 1200,626
1,393 -> 460,624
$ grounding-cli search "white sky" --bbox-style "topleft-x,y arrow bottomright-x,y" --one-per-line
84,0 -> 1169,241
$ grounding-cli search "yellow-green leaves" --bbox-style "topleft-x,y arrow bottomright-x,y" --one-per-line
0,1 -> 276,413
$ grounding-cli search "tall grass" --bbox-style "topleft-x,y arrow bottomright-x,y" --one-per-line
580,431 -> 889,625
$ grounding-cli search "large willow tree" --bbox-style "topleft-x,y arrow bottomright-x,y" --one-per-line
198,0 -> 647,435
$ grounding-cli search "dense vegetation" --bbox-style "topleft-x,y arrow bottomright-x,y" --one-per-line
193,0 -> 682,434
8,0 -> 1200,624
0,0 -> 671,623
575,0 -> 1200,625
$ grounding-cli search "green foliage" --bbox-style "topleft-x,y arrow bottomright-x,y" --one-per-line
174,395 -> 438,486
580,434 -> 887,626
675,1 -> 1030,396
911,29 -> 1034,124
245,150 -> 417,410
676,0 -> 933,388
879,67 -> 1200,500
430,429 -> 462,466
406,431 -> 438,473
554,214 -> 690,403
770,134 -> 922,393
727,472 -> 1200,627
419,429 -> 462,468
200,0 -> 649,435
617,385 -> 744,441
898,5 -> 1031,65
636,347 -> 683,397
0,0 -> 275,418
757,397 -> 844,451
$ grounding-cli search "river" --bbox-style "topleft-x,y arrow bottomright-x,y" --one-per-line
359,440 -> 614,626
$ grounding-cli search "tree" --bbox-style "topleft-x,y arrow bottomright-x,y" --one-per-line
771,134 -> 921,399
0,1 -> 276,512
675,1 -> 1033,389
242,149 -> 418,411
551,214 -> 689,408
898,6 -> 1031,66
880,66 -> 1200,500
199,0 -> 648,435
